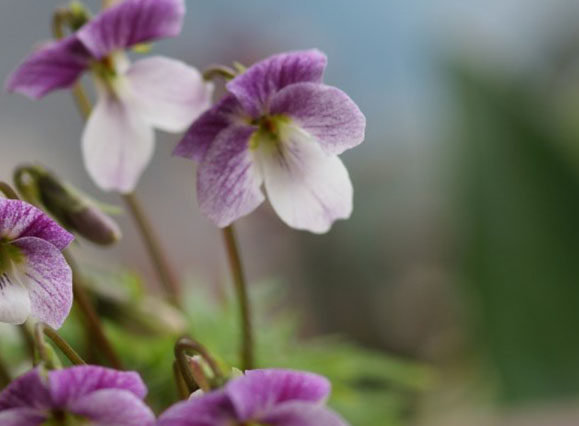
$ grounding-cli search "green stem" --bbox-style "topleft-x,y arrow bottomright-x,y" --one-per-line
123,192 -> 182,307
174,337 -> 223,393
202,65 -> 237,82
222,225 -> 254,370
63,250 -> 123,369
173,361 -> 190,400
34,323 -> 86,368
0,353 -> 10,389
18,324 -> 36,359
0,182 -> 19,200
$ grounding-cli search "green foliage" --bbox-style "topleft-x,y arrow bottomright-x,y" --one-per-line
0,271 -> 431,425
452,62 -> 579,404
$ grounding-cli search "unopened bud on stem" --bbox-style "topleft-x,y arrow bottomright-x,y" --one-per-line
14,165 -> 121,246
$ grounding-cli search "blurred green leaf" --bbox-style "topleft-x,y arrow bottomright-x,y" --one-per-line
453,61 -> 579,404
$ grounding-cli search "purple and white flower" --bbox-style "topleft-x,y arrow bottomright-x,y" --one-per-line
0,198 -> 73,329
0,366 -> 155,426
5,0 -> 213,193
158,369 -> 349,426
174,50 -> 366,233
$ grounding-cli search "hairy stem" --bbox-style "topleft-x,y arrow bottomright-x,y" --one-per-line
222,225 -> 254,370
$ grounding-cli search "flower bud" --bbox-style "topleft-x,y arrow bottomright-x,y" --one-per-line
14,165 -> 122,246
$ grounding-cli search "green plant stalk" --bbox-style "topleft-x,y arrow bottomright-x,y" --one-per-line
0,181 -> 19,200
64,250 -> 123,368
0,353 -> 10,389
173,361 -> 190,400
222,225 -> 254,370
35,323 -> 86,368
174,337 -> 223,393
122,192 -> 182,307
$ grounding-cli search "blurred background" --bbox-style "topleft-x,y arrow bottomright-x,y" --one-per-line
3,0 -> 579,424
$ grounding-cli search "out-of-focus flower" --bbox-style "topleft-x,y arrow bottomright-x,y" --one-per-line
158,369 -> 349,426
0,198 -> 73,329
5,0 -> 213,193
174,50 -> 366,233
0,366 -> 154,425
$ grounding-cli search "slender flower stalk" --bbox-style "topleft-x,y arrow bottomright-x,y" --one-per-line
123,192 -> 182,307
18,325 -> 36,359
0,182 -> 19,200
34,323 -> 86,368
62,250 -> 123,369
172,361 -> 190,400
222,226 -> 254,370
174,337 -> 223,394
0,355 -> 10,389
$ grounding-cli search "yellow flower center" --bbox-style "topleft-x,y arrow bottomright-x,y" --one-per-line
0,239 -> 23,275
249,115 -> 291,151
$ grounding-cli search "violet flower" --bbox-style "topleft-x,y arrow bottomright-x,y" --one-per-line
0,366 -> 154,425
0,198 -> 73,329
5,0 -> 212,193
158,369 -> 348,426
174,50 -> 366,233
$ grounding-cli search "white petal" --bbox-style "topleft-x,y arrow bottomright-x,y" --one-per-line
126,56 -> 213,132
82,90 -> 154,193
256,123 -> 353,233
0,271 -> 31,325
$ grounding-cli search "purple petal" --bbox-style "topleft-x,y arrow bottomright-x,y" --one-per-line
227,49 -> 327,117
0,369 -> 51,411
255,123 -> 353,233
0,270 -> 31,325
157,391 -> 235,426
82,90 -> 154,193
226,369 -> 331,422
4,36 -> 90,99
76,0 -> 185,59
0,408 -> 47,426
12,237 -> 72,329
197,125 -> 264,227
66,389 -> 155,426
261,402 -> 349,426
0,199 -> 74,250
270,82 -> 365,155
174,95 -> 242,162
49,366 -> 147,407
125,56 -> 213,132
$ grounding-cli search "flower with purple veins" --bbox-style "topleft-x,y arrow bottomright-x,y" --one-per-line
158,369 -> 349,426
174,50 -> 366,233
0,198 -> 73,329
0,366 -> 155,426
5,0 -> 213,194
